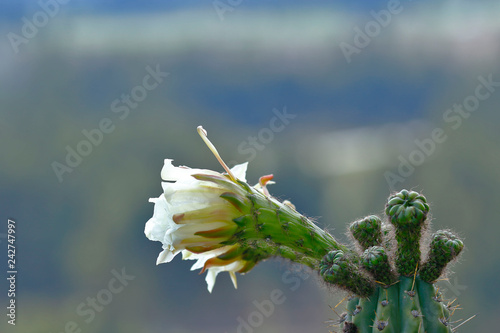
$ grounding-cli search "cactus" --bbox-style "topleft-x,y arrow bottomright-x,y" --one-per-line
320,190 -> 464,332
145,128 -> 466,332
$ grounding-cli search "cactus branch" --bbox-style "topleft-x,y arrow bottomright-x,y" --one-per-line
385,190 -> 430,276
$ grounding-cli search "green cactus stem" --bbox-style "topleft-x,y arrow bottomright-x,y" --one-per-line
345,296 -> 360,325
320,250 -> 375,297
398,276 -> 424,332
338,276 -> 455,333
361,246 -> 397,286
416,278 -> 451,333
385,189 -> 430,276
419,230 -> 464,283
373,284 -> 400,332
351,288 -> 379,331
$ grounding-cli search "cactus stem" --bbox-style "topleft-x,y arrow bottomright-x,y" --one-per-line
320,250 -> 376,297
385,190 -> 429,276
345,296 -> 359,324
419,230 -> 464,283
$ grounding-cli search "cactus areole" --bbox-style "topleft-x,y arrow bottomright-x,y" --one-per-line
145,128 -> 466,333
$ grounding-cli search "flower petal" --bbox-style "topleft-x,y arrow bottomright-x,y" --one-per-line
182,246 -> 233,271
161,159 -> 220,182
204,261 -> 246,292
229,271 -> 238,289
206,269 -> 218,293
230,162 -> 248,182
145,196 -> 179,242
156,248 -> 179,264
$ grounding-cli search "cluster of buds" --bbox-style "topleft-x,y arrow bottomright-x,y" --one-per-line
319,190 -> 465,332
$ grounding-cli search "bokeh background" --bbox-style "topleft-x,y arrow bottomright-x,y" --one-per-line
1,0 -> 500,332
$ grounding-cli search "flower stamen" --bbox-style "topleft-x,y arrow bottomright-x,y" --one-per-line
197,126 -> 237,182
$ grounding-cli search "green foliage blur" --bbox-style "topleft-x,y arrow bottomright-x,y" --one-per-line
1,3 -> 500,332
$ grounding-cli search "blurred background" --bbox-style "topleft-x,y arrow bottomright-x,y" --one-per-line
1,0 -> 500,332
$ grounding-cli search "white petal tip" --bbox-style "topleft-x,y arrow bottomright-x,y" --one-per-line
156,249 -> 176,265
206,270 -> 218,293
230,271 -> 238,289
230,162 -> 248,182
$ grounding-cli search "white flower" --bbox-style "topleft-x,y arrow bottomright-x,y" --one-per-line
145,159 -> 252,292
